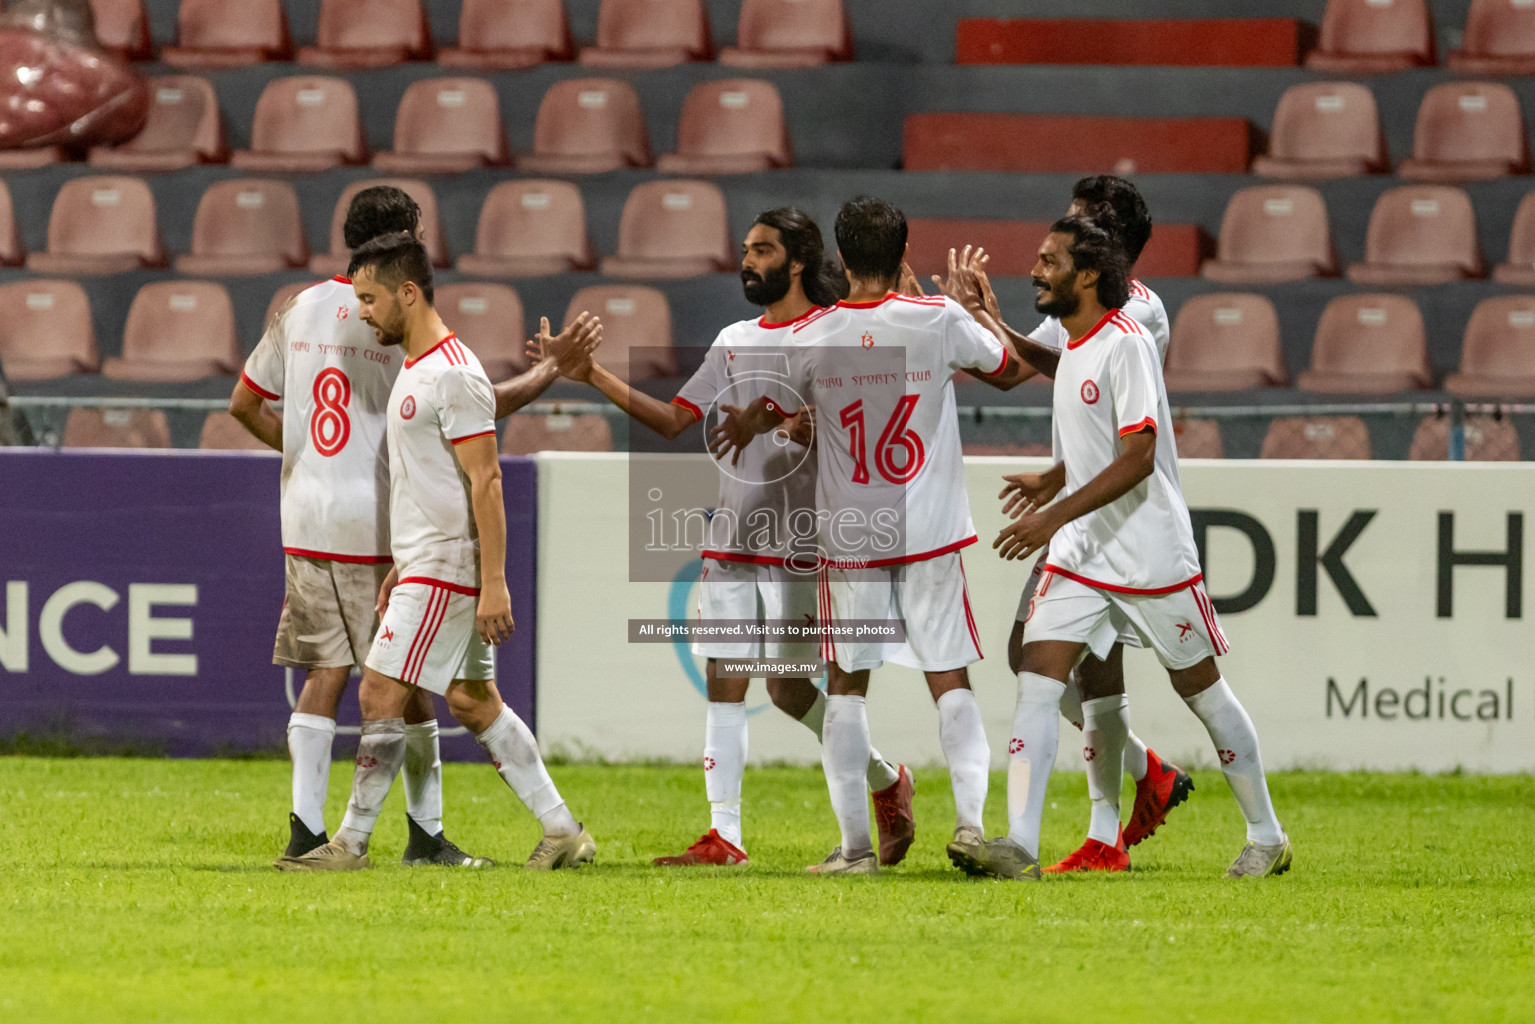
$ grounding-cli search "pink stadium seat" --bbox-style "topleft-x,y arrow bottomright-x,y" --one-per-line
439,0 -> 575,69
231,76 -> 368,172
0,181 -> 23,266
161,0 -> 293,68
175,179 -> 308,277
1297,294 -> 1432,394
1251,82 -> 1387,179
1446,296 -> 1535,398
310,178 -> 449,277
1493,192 -> 1535,285
1305,0 -> 1434,73
1163,293 -> 1289,391
580,0 -> 711,68
1260,417 -> 1372,460
102,282 -> 241,382
90,0 -> 153,61
563,285 -> 676,381
657,80 -> 791,174
63,408 -> 171,449
374,78 -> 510,174
0,280 -> 98,380
1409,414 -> 1522,461
502,413 -> 614,454
1449,0 -> 1535,74
1172,419 -> 1224,459
88,75 -> 227,171
27,176 -> 165,275
457,179 -> 593,277
1200,186 -> 1338,283
199,411 -> 270,451
1347,186 -> 1484,285
721,0 -> 852,68
601,180 -> 732,279
437,282 -> 528,380
519,79 -> 650,174
1398,82 -> 1530,182
297,0 -> 432,68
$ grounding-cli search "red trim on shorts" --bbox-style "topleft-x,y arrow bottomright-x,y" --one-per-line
1118,417 -> 1157,437
404,587 -> 450,685
240,371 -> 280,402
1066,310 -> 1118,350
1042,564 -> 1203,596
821,535 -> 977,570
671,396 -> 704,422
958,555 -> 983,659
702,550 -> 787,566
450,430 -> 495,446
1193,585 -> 1230,655
398,576 -> 481,596
284,547 -> 393,564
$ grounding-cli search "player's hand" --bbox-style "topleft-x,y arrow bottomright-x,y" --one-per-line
778,404 -> 815,448
708,403 -> 755,466
375,566 -> 399,618
896,261 -> 926,297
999,471 -> 1063,518
993,509 -> 1060,561
539,312 -> 601,383
476,583 -> 515,646
973,255 -> 1002,322
934,245 -> 985,313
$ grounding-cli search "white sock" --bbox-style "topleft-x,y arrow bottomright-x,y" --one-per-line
1007,672 -> 1066,859
705,701 -> 747,847
402,720 -> 443,838
936,688 -> 989,831
1124,727 -> 1150,782
1082,695 -> 1128,846
476,705 -> 580,838
287,712 -> 335,836
822,694 -> 873,858
335,717 -> 406,855
797,689 -> 900,792
1183,678 -> 1284,845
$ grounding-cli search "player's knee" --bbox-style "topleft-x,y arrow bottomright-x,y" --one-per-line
1007,622 -> 1026,675
766,676 -> 817,718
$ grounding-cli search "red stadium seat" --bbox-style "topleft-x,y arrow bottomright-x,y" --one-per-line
519,78 -> 650,174
162,0 -> 292,68
1297,294 -> 1432,394
1449,0 -> 1535,74
1347,186 -> 1484,285
1171,419 -> 1224,459
1251,82 -> 1387,179
1163,293 -> 1288,391
199,411 -> 271,451
458,179 -> 592,277
563,285 -> 676,381
175,179 -> 308,276
0,280 -> 97,380
1305,0 -> 1434,73
437,282 -> 528,380
0,181 -> 23,266
231,76 -> 368,172
1260,417 -> 1372,460
1493,192 -> 1535,285
657,80 -> 791,174
90,0 -> 153,61
1409,415 -> 1522,461
502,413 -> 614,453
62,408 -> 171,449
1200,186 -> 1338,283
374,78 -> 510,174
297,0 -> 432,68
439,0 -> 575,69
905,114 -> 1253,175
102,281 -> 241,382
310,178 -> 449,277
27,175 -> 164,275
721,0 -> 851,68
88,75 -> 227,171
1398,82 -> 1530,182
580,0 -> 711,68
1446,296 -> 1535,398
601,180 -> 732,279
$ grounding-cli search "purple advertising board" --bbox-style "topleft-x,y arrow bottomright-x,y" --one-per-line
0,448 -> 537,760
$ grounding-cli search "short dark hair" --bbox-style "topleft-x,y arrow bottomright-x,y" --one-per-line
1071,175 -> 1152,265
753,207 -> 846,307
343,186 -> 421,251
1050,214 -> 1130,310
834,196 -> 907,284
348,234 -> 435,305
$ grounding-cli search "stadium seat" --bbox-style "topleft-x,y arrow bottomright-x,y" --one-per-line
161,0 -> 293,68
88,75 -> 227,171
439,0 -> 575,69
1347,186 -> 1484,285
1398,82 -> 1530,181
600,180 -> 733,279
90,0 -> 153,61
563,285 -> 676,381
437,282 -> 528,380
502,413 -> 614,454
1305,0 -> 1434,73
657,80 -> 791,174
1409,414 -> 1522,460
1297,294 -> 1432,394
102,282 -> 241,382
1172,419 -> 1224,459
1449,0 -> 1535,74
199,411 -> 270,451
297,0 -> 432,68
27,176 -> 165,275
0,280 -> 98,380
519,78 -> 650,174
1251,82 -> 1387,179
721,0 -> 852,67
310,178 -> 449,277
374,78 -> 510,174
175,179 -> 308,277
231,76 -> 368,172
1493,192 -> 1535,285
1163,293 -> 1289,391
1260,416 -> 1372,460
0,182 -> 23,266
62,408 -> 171,449
1200,186 -> 1338,283
1446,295 -> 1535,398
580,0 -> 711,67
457,179 -> 593,277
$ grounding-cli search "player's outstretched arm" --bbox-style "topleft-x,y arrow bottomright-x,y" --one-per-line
994,429 -> 1154,561
708,396 -> 787,466
934,247 -> 1041,390
453,434 -> 515,645
585,362 -> 697,440
228,378 -> 282,451
493,313 -> 602,419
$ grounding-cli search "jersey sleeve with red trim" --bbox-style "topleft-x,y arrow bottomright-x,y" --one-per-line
942,298 -> 1006,374
437,364 -> 496,445
1109,331 -> 1160,438
672,342 -> 728,423
241,313 -> 286,400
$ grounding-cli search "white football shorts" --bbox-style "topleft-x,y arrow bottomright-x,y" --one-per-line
1023,569 -> 1229,671
273,555 -> 391,670
693,557 -> 818,661
365,579 -> 495,695
818,551 -> 982,673
1015,551 -> 1143,649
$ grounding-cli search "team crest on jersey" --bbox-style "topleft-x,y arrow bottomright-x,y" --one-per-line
1081,379 -> 1100,404
400,395 -> 417,420
860,332 -> 874,349
336,305 -> 349,320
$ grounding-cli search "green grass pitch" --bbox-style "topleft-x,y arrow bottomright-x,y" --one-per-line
3,757 -> 1532,1024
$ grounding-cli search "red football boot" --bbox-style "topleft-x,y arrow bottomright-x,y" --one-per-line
1043,828 -> 1131,873
1123,748 -> 1195,848
871,764 -> 916,866
652,829 -> 749,866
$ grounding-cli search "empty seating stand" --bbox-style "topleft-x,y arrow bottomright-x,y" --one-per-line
602,180 -> 733,279
581,0 -> 711,69
102,282 -> 241,382
63,409 -> 171,449
437,283 -> 528,380
904,114 -> 1253,174
90,0 -> 153,61
440,0 -> 575,69
904,219 -> 1209,279
564,286 -> 676,381
502,414 -> 614,454
162,0 -> 292,68
1163,293 -> 1289,391
1171,419 -> 1224,459
1409,415 -> 1522,461
1261,417 -> 1373,460
721,0 -> 851,67
658,80 -> 792,174
1398,82 -> 1530,182
1348,186 -> 1484,285
0,280 -> 98,380
199,412 -> 271,451
1449,0 -> 1535,74
1252,82 -> 1388,179
955,17 -> 1310,67
520,79 -> 650,174
374,78 -> 510,174
297,0 -> 432,68
457,180 -> 593,277
0,182 -> 24,266
1305,0 -> 1435,73
1201,186 -> 1338,283
28,176 -> 165,275
88,75 -> 227,171
232,76 -> 368,172
311,179 -> 450,276
1493,192 -> 1535,284
1297,294 -> 1432,394
1446,296 -> 1535,398
176,179 -> 308,276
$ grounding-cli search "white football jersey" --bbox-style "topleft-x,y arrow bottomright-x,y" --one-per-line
1027,279 -> 1169,364
1045,309 -> 1202,593
241,276 -> 398,563
385,333 -> 497,592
